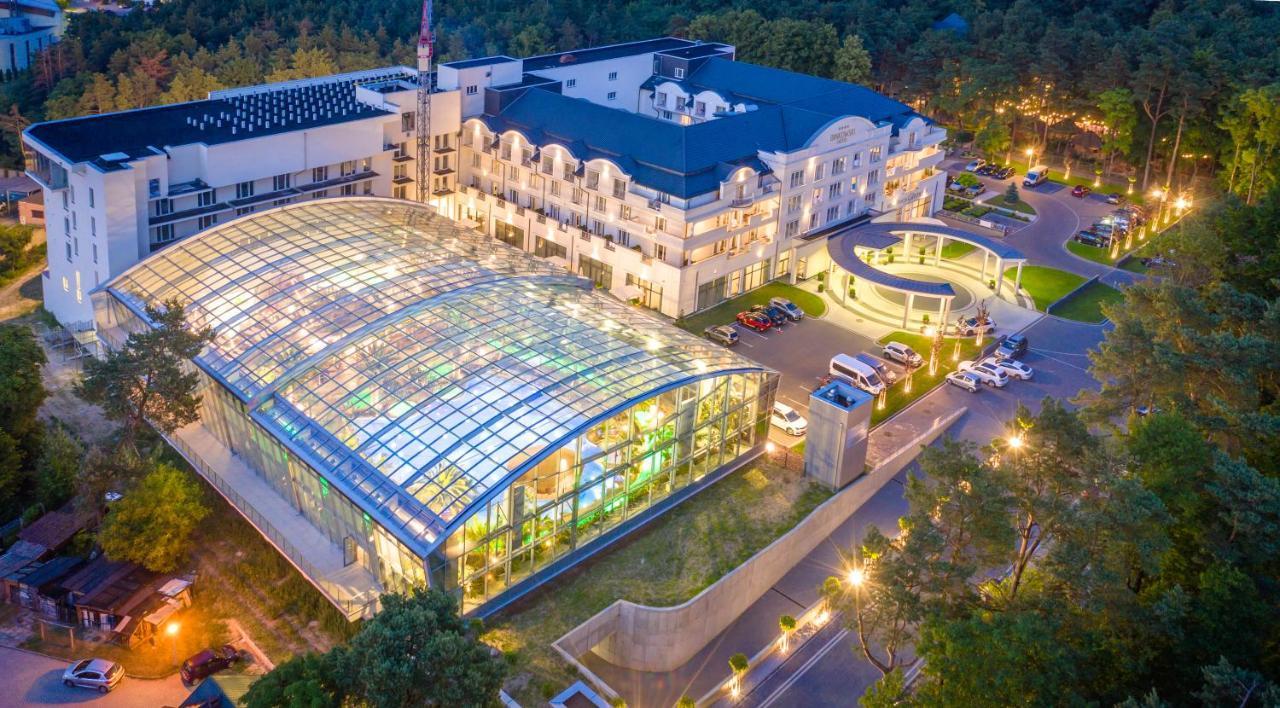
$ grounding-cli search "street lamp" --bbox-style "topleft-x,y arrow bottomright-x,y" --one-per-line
166,621 -> 180,667
1007,434 -> 1024,450
847,567 -> 866,587
1024,147 -> 1035,171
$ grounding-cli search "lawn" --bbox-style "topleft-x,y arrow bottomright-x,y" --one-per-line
984,193 -> 1037,216
1004,265 -> 1086,311
941,242 -> 977,259
1066,239 -> 1122,267
1044,168 -> 1143,204
872,331 -> 987,425
482,460 -> 830,704
675,282 -> 827,336
1049,281 -> 1123,323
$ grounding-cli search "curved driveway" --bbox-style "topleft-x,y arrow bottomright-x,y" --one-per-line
942,158 -> 1143,290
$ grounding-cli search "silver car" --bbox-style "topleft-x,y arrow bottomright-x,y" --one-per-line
63,658 -> 124,693
703,324 -> 739,346
946,371 -> 981,393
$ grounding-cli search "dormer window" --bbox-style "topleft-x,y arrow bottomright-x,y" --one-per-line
674,67 -> 685,79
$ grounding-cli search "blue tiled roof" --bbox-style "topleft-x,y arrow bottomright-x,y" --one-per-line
485,56 -> 927,198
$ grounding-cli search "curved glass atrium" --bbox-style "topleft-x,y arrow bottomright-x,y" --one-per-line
98,199 -> 777,612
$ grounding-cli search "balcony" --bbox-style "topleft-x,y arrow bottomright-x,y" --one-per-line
167,423 -> 381,620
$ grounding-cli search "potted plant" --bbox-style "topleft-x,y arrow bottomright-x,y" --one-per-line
816,271 -> 826,293
729,652 -> 750,691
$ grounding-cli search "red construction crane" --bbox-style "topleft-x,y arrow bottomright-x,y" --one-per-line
415,0 -> 433,204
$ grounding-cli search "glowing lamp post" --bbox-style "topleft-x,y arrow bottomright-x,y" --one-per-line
166,621 -> 180,667
1024,147 -> 1035,171
923,326 -> 938,376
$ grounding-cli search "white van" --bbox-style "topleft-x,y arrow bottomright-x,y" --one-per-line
1023,165 -> 1049,187
830,353 -> 886,396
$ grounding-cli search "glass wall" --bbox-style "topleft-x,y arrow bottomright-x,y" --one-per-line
442,371 -> 775,612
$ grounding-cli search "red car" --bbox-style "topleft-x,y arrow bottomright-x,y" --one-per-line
1071,185 -> 1090,198
736,311 -> 772,332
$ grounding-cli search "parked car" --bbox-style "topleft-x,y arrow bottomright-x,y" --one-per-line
736,311 -> 772,332
1074,230 -> 1108,247
986,355 -> 1033,380
958,359 -> 1010,387
1105,192 -> 1124,205
996,166 -> 1016,179
945,371 -> 981,393
770,401 -> 808,436
63,659 -> 124,693
958,316 -> 996,337
854,352 -> 899,384
769,296 -> 804,321
181,645 -> 241,685
995,333 -> 1028,360
830,353 -> 887,396
1071,185 -> 1091,198
964,183 -> 986,198
882,341 -> 923,367
1091,221 -> 1118,237
750,304 -> 788,328
964,158 -> 987,172
704,324 -> 739,346
1023,165 -> 1049,187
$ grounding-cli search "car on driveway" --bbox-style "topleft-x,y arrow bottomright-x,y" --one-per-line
964,159 -> 986,172
63,658 -> 124,693
958,316 -> 996,337
751,304 -> 788,328
855,352 -> 899,384
1074,230 -> 1109,247
704,325 -> 739,346
181,645 -> 241,685
959,359 -> 1010,387
997,166 -> 1016,179
1105,192 -> 1123,205
995,333 -> 1028,360
882,341 -> 923,368
945,371 -> 981,393
769,296 -> 804,321
1071,185 -> 1091,198
770,401 -> 808,436
964,183 -> 986,198
986,355 -> 1033,380
736,311 -> 772,332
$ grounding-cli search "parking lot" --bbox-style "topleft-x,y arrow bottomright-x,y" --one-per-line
721,314 -> 901,446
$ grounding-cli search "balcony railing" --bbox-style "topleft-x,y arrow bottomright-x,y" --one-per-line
165,430 -> 380,620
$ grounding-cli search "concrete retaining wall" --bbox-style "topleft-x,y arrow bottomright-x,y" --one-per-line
554,407 -> 966,674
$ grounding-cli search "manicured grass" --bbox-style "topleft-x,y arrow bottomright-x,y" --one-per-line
1004,265 -> 1086,311
1119,228 -> 1176,273
1044,168 -> 1143,204
483,460 -> 830,704
872,331 -> 987,425
1050,281 -> 1123,323
676,282 -> 827,336
941,242 -> 977,259
984,194 -> 1037,215
1066,239 -> 1122,267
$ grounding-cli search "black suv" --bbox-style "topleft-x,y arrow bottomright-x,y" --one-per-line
180,645 -> 240,684
996,334 -> 1028,360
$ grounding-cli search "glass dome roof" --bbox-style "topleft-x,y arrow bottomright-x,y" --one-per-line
105,199 -> 768,554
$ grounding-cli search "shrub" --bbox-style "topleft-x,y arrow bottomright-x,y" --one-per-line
729,652 -> 750,675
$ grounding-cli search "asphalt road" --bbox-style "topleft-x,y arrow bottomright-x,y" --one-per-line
756,315 -> 1108,706
0,647 -> 189,708
943,158 -> 1142,290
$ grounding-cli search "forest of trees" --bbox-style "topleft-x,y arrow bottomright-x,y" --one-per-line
1,1 -> 1278,203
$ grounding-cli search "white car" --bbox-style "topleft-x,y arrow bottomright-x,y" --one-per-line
958,359 -> 1010,388
964,159 -> 986,172
770,401 -> 808,436
63,658 -> 124,693
958,316 -> 996,337
987,356 -> 1033,381
882,342 -> 923,368
945,371 -> 981,393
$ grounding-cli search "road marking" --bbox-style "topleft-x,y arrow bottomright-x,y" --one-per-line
1034,350 -> 1091,373
756,627 -> 850,708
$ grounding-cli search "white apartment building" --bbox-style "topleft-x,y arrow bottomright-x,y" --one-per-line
26,37 -> 944,329
0,0 -> 62,78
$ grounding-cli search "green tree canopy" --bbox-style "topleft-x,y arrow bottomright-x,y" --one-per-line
79,298 -> 213,450
98,461 -> 210,572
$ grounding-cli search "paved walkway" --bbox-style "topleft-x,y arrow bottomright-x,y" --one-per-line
580,400 -> 963,707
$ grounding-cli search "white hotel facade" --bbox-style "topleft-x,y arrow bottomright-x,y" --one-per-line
25,37 -> 945,332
